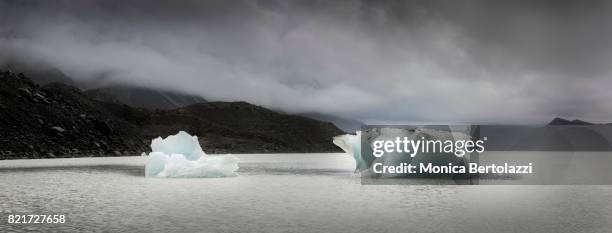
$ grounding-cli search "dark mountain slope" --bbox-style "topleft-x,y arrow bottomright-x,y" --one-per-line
142,102 -> 344,153
85,85 -> 207,110
0,71 -> 148,159
0,70 -> 343,159
548,117 -> 594,125
1,62 -> 77,86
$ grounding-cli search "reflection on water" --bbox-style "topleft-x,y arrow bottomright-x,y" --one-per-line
1,154 -> 612,233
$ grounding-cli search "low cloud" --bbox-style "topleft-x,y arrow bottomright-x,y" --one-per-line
1,0 -> 612,123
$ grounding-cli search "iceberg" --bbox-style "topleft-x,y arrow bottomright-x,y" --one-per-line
145,131 -> 239,178
333,131 -> 367,172
333,127 -> 474,175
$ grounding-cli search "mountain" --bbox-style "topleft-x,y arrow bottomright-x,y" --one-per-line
298,112 -> 362,133
475,118 -> 612,151
85,85 -> 207,110
141,102 -> 343,153
0,71 -> 148,159
548,117 -> 594,125
1,62 -> 77,86
1,62 -> 207,110
0,70 -> 343,159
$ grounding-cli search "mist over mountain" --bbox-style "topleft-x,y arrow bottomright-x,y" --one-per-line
298,112 -> 363,133
2,60 -> 208,110
4,59 -> 365,127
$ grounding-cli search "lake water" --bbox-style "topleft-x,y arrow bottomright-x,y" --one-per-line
1,154 -> 612,233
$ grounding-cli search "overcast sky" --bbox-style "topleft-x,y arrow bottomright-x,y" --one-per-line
1,0 -> 611,123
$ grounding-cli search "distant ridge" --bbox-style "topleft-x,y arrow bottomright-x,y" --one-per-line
548,117 -> 595,125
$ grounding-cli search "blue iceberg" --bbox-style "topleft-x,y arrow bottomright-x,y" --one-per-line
145,131 -> 239,178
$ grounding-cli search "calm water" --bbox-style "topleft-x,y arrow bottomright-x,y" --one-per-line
1,154 -> 612,233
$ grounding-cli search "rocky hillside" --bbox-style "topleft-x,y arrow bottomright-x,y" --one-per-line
0,71 -> 148,159
141,102 -> 343,153
0,70 -> 343,159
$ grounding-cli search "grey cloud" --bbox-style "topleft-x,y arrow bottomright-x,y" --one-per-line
1,0 -> 612,124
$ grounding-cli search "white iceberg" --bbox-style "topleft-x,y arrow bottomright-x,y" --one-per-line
145,131 -> 239,178
333,131 -> 367,172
